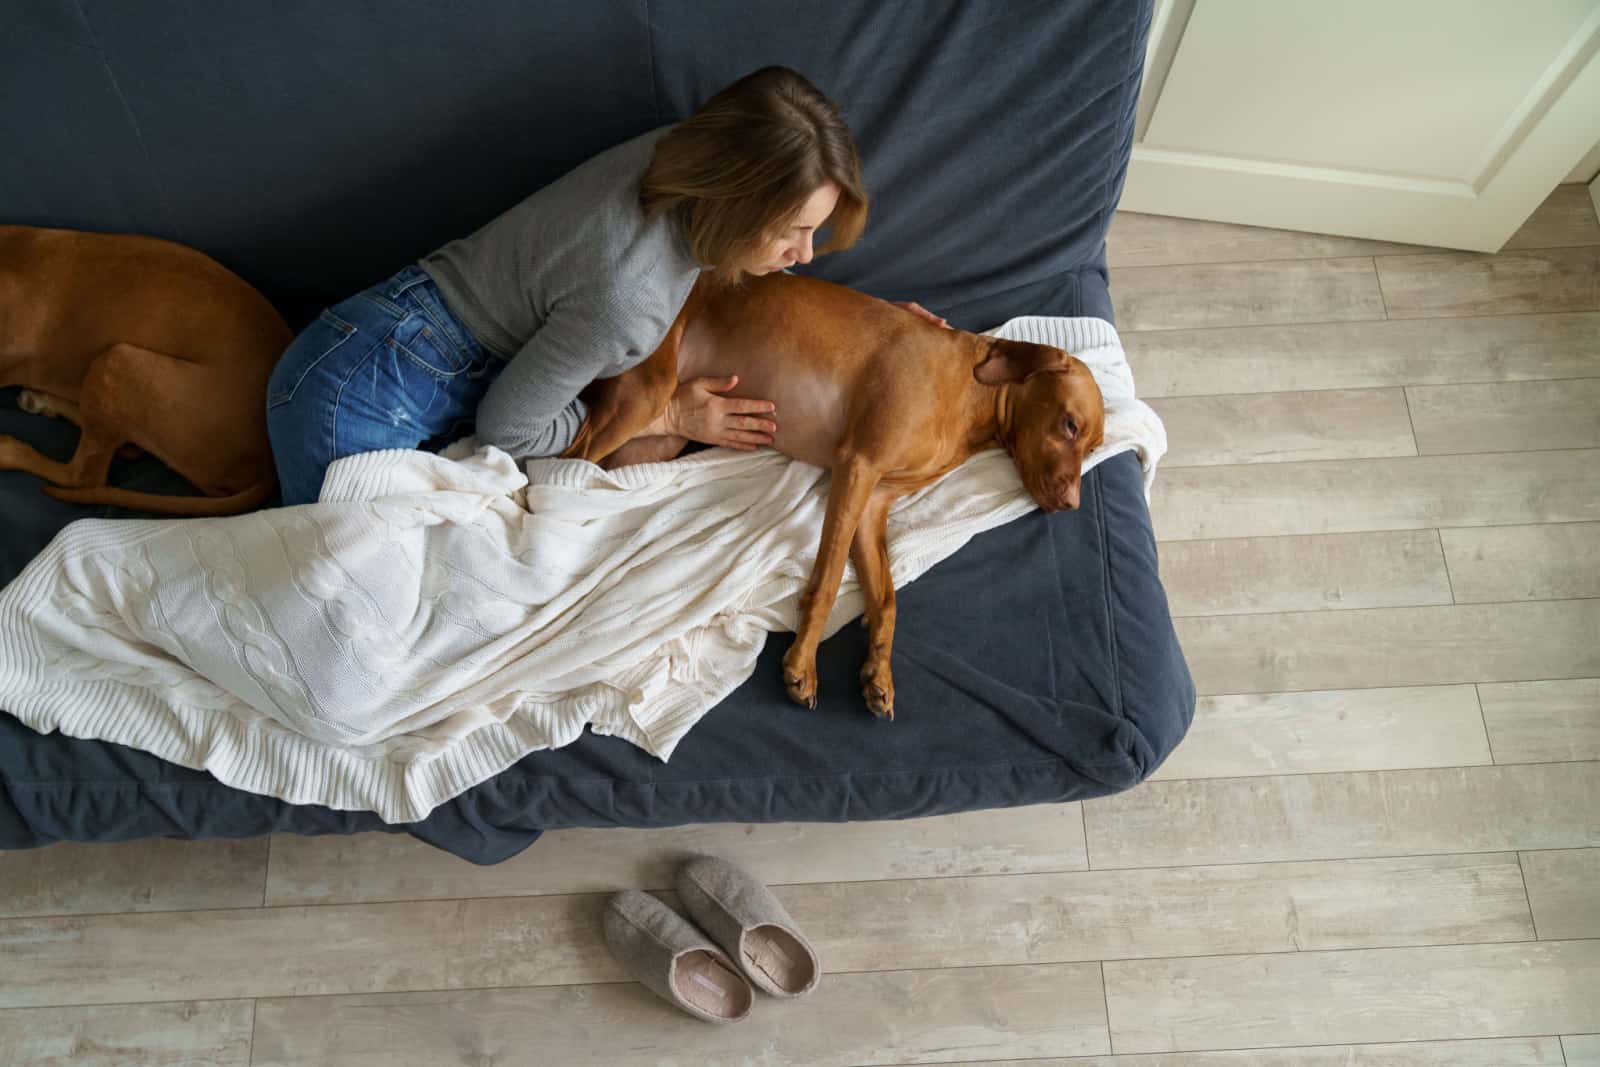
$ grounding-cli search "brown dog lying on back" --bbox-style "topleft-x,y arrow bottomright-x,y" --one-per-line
0,225 -> 290,515
563,272 -> 1106,720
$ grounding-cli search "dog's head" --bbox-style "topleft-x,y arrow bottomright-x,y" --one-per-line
974,339 -> 1105,512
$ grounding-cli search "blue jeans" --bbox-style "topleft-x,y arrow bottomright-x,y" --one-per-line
266,265 -> 505,505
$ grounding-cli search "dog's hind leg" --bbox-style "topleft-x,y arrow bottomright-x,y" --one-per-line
17,390 -> 143,459
562,278 -> 702,466
0,422 -> 118,490
559,345 -> 680,465
0,341 -> 178,492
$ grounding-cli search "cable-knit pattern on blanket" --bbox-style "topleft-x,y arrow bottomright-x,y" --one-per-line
40,544 -> 238,711
191,523 -> 357,741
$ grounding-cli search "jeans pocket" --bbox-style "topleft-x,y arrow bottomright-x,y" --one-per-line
267,309 -> 362,408
388,313 -> 473,379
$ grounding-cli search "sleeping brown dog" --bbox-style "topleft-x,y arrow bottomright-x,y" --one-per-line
563,271 -> 1105,719
0,225 -> 290,515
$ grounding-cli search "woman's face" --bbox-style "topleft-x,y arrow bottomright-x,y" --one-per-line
749,182 -> 841,275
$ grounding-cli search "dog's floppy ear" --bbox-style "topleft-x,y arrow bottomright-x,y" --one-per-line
973,339 -> 1069,386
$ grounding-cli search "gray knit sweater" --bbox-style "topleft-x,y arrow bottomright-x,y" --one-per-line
418,125 -> 704,460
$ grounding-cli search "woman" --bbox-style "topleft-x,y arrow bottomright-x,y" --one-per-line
265,65 -> 947,505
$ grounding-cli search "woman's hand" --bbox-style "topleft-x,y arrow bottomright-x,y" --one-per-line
663,375 -> 778,451
893,300 -> 951,328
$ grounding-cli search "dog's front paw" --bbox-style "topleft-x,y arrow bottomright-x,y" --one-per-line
781,645 -> 819,710
860,660 -> 895,721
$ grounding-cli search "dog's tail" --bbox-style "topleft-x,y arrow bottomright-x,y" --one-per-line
41,479 -> 277,517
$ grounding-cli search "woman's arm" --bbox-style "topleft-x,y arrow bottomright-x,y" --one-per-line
475,296 -> 654,460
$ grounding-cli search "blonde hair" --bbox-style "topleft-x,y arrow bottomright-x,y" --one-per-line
640,66 -> 869,286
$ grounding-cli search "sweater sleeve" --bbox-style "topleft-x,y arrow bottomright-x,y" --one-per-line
474,289 -> 664,460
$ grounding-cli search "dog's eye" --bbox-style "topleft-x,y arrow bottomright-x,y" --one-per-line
1062,415 -> 1078,439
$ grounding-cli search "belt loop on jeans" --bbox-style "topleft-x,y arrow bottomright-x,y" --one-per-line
383,264 -> 430,300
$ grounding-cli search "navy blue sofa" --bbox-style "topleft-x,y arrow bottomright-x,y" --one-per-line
0,0 -> 1193,864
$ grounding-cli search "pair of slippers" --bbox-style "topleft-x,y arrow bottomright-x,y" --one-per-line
604,855 -> 821,1023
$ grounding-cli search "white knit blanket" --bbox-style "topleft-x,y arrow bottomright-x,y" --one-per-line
0,316 -> 1165,822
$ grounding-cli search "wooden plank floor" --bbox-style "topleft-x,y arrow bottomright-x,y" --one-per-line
2,186 -> 1598,1066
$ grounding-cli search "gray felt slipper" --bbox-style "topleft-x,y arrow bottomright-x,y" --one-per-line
602,889 -> 755,1024
675,856 -> 821,998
